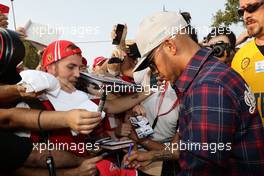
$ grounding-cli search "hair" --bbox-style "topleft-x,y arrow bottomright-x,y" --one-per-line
206,27 -> 236,49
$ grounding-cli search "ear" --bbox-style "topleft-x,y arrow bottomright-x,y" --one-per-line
163,39 -> 177,56
46,64 -> 56,74
40,65 -> 46,72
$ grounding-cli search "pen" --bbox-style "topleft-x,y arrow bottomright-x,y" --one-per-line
97,90 -> 106,112
122,143 -> 134,169
127,143 -> 133,158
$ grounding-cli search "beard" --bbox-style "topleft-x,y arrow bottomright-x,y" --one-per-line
247,23 -> 263,37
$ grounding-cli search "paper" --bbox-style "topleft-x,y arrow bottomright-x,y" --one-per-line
101,139 -> 133,146
47,90 -> 105,119
129,116 -> 154,139
24,20 -> 61,47
19,70 -> 61,96
80,72 -> 135,86
100,139 -> 134,150
255,60 -> 264,73
79,72 -> 142,93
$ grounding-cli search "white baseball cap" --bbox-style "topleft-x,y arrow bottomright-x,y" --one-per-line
133,11 -> 188,72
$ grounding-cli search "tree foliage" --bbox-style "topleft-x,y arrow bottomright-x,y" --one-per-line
22,40 -> 41,69
212,0 -> 241,27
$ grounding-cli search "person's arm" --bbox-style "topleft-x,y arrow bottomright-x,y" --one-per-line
0,108 -> 101,134
24,149 -> 84,168
0,85 -> 37,107
104,92 -> 151,114
118,105 -> 166,150
124,82 -> 236,169
16,27 -> 27,38
123,133 -> 180,168
137,138 -> 167,151
127,123 -> 167,151
13,156 -> 102,176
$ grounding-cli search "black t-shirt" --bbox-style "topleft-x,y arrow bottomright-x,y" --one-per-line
0,131 -> 33,172
257,45 -> 264,55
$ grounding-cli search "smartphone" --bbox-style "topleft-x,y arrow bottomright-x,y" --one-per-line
0,4 -> 9,15
112,24 -> 124,45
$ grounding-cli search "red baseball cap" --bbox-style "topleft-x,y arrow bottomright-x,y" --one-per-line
92,56 -> 107,68
82,57 -> 87,66
42,40 -> 82,69
96,159 -> 137,176
0,4 -> 9,15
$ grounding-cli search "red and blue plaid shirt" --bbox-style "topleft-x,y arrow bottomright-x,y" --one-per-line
173,48 -> 264,176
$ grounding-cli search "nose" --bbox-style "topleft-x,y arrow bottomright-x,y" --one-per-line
74,67 -> 80,78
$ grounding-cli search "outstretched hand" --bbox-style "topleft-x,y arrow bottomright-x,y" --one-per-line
66,109 -> 101,135
123,150 -> 154,169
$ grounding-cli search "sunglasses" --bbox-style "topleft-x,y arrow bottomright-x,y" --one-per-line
146,47 -> 159,73
148,61 -> 158,73
238,2 -> 264,17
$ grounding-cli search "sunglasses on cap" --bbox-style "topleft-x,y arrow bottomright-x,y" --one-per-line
238,1 -> 264,17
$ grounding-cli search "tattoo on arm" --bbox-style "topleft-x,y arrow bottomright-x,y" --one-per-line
131,94 -> 139,99
152,150 -> 179,161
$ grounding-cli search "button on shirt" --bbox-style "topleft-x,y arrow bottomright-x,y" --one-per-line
173,48 -> 264,176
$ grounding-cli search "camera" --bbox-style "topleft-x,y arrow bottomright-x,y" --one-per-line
107,57 -> 123,64
126,43 -> 141,59
0,28 -> 25,84
208,41 -> 231,58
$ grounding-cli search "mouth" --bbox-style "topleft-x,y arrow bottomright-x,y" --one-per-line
70,80 -> 78,85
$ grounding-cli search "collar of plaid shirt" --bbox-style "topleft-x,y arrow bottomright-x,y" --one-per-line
173,47 -> 213,95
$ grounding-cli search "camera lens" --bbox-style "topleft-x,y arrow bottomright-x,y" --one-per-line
0,28 -> 25,84
213,45 -> 225,57
0,33 -> 4,61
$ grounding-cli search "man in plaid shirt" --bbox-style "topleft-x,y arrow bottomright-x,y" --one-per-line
123,11 -> 264,175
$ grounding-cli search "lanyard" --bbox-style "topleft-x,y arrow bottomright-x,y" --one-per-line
152,82 -> 180,129
151,49 -> 214,130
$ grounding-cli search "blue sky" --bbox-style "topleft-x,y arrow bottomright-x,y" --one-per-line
1,0 -> 245,65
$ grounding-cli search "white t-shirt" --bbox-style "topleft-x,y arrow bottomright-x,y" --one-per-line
141,83 -> 179,142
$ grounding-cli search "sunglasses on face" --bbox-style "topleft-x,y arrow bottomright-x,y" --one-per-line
148,61 -> 158,73
146,48 -> 159,73
238,1 -> 264,17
